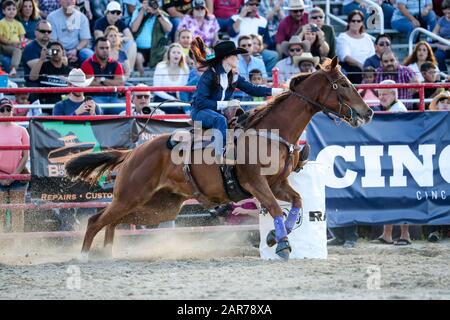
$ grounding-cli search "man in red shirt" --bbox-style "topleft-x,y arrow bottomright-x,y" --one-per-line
213,0 -> 245,32
81,36 -> 125,114
275,0 -> 309,56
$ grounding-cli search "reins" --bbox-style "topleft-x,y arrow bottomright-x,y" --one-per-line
289,70 -> 356,125
133,99 -> 185,139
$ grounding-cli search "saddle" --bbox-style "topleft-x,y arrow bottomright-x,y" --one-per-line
166,107 -> 309,205
166,106 -> 247,151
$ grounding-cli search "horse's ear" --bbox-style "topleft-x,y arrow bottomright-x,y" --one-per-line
331,56 -> 339,70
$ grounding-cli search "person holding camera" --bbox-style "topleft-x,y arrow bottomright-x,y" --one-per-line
306,6 -> 336,59
23,20 -> 52,88
53,68 -> 102,116
230,0 -> 279,75
297,23 -> 329,63
130,0 -> 172,68
29,41 -> 71,107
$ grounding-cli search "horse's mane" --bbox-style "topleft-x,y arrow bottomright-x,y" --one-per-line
242,58 -> 342,129
243,72 -> 311,129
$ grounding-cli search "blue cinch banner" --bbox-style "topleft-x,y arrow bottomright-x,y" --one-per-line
306,112 -> 450,227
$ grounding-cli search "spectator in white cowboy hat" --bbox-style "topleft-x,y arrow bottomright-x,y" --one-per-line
293,52 -> 319,73
274,35 -> 310,84
275,0 -> 309,56
53,68 -> 103,116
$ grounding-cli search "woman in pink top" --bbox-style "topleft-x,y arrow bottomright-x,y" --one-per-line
177,0 -> 220,48
0,98 -> 29,232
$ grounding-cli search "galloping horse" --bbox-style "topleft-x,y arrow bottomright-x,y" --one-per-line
66,57 -> 373,261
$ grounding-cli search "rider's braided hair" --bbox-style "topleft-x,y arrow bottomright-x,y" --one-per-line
189,36 -> 237,91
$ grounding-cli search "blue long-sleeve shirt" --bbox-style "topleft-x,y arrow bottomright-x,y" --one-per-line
192,64 -> 272,113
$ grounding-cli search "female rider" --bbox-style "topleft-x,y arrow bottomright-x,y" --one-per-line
191,38 -> 283,162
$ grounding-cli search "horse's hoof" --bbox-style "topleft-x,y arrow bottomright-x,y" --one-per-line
276,240 -> 292,261
266,230 -> 277,247
78,252 -> 89,263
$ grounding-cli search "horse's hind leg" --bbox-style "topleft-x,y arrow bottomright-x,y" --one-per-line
80,202 -> 129,261
242,179 -> 291,260
103,223 -> 118,257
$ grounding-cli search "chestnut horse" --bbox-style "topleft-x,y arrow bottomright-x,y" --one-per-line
66,57 -> 373,261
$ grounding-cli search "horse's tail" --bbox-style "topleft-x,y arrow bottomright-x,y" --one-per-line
65,150 -> 132,183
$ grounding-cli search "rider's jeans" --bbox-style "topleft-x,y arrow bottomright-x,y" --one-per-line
191,108 -> 227,157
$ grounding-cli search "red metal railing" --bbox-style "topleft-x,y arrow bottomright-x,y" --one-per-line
0,78 -> 448,236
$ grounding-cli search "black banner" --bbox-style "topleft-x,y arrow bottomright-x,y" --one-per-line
29,119 -> 137,202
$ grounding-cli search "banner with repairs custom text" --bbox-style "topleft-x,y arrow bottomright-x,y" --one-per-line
307,112 -> 450,227
29,118 -> 190,202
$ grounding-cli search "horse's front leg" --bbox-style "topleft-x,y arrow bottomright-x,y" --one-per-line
241,178 -> 291,260
272,179 -> 302,235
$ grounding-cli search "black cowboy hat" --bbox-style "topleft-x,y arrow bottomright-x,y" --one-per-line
206,41 -> 248,64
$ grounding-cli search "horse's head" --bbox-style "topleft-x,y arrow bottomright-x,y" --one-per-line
291,56 -> 373,127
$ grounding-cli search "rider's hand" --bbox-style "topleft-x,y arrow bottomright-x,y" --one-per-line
227,99 -> 240,108
272,88 -> 286,96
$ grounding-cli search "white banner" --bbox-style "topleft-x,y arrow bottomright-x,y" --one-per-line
259,161 -> 328,260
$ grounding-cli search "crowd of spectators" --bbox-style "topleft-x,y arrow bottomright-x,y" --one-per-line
0,0 -> 447,114
1,0 -> 450,237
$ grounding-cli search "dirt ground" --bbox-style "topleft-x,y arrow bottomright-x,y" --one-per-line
1,231 -> 450,300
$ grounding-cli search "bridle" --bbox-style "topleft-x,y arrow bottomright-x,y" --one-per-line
290,69 -> 357,125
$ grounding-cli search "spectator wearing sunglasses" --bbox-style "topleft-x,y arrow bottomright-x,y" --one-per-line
274,35 -> 310,84
306,6 -> 336,59
120,83 -> 165,115
275,0 -> 308,56
29,41 -> 71,109
336,10 -> 375,84
363,33 -> 392,70
0,98 -> 30,233
230,0 -> 279,74
23,20 -> 52,90
177,0 -> 220,48
93,1 -> 137,75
